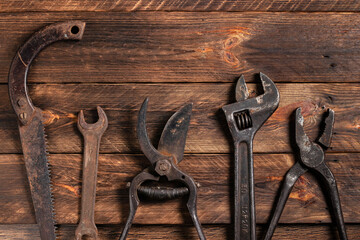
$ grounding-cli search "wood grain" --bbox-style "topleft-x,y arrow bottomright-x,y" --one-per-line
1,6 -> 360,240
1,0 -> 360,12
1,153 -> 359,225
2,83 -> 360,154
1,224 -> 360,240
1,13 -> 360,83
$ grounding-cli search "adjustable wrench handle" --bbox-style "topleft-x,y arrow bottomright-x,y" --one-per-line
234,140 -> 256,240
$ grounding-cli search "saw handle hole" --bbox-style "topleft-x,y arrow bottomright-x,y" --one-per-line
71,25 -> 80,35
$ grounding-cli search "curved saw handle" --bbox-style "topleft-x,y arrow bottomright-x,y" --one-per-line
8,21 -> 86,125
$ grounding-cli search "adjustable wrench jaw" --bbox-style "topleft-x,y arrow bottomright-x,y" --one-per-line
222,73 -> 279,143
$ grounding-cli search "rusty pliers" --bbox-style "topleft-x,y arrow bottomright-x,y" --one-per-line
119,98 -> 206,240
264,107 -> 348,240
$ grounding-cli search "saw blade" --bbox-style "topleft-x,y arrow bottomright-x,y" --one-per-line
18,108 -> 56,240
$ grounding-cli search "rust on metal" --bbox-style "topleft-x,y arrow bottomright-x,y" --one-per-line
75,106 -> 108,240
8,21 -> 86,240
119,98 -> 206,240
222,73 -> 279,240
264,107 -> 347,240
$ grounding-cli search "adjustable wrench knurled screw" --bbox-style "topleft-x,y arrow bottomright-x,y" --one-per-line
75,106 -> 108,240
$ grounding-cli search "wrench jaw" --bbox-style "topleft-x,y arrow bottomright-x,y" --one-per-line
75,221 -> 99,240
235,75 -> 249,102
222,73 -> 280,142
77,106 -> 109,135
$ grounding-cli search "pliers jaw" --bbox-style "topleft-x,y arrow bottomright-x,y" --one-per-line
137,98 -> 170,168
317,108 -> 335,149
295,107 -> 334,169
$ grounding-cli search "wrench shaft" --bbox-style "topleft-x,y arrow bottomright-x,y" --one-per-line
79,134 -> 100,224
234,141 -> 256,240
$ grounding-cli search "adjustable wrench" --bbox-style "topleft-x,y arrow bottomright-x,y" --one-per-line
222,73 -> 279,240
75,106 -> 108,240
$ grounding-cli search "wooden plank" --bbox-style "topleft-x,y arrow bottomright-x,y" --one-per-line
0,224 -> 41,240
1,0 -> 360,12
1,153 -> 359,225
2,83 -> 360,154
1,12 -> 360,83
1,224 -> 360,240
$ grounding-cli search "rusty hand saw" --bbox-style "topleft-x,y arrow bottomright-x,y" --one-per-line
8,21 -> 86,240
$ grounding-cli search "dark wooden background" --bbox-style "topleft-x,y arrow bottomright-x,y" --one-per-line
0,1 -> 360,239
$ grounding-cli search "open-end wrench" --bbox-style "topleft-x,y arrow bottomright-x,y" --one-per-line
75,106 -> 108,240
222,73 -> 279,240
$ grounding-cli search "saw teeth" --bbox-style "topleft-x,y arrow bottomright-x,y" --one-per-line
43,124 -> 58,234
54,225 -> 60,240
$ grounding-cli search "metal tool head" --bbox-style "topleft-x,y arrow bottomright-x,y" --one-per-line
295,107 -> 325,168
222,73 -> 280,140
318,108 -> 335,148
137,98 -> 192,175
77,106 -> 108,135
158,102 -> 192,164
137,98 -> 171,168
125,99 -> 206,240
75,224 -> 98,240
